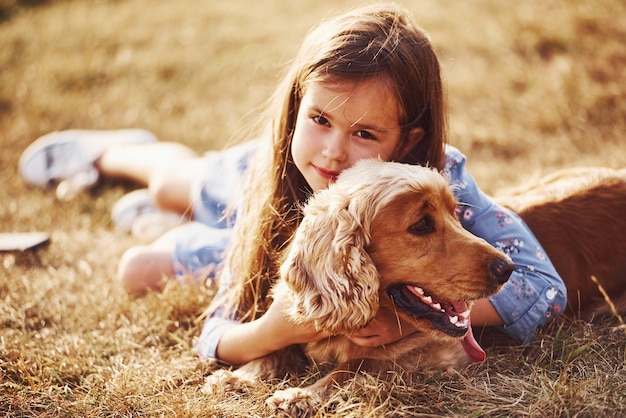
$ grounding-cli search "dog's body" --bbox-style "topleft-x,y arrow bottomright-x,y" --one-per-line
498,167 -> 626,318
204,161 -> 626,417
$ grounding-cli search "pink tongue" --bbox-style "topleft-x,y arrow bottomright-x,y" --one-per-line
460,316 -> 485,362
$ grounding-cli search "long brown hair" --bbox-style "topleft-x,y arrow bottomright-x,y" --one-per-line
223,3 -> 448,321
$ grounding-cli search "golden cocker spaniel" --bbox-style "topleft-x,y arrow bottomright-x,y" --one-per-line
204,159 -> 515,416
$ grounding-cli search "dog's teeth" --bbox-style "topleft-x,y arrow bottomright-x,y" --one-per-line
459,310 -> 470,319
449,315 -> 458,324
413,286 -> 424,295
423,296 -> 432,304
433,303 -> 443,311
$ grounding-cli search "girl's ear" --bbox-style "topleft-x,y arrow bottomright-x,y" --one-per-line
398,127 -> 425,160
278,195 -> 379,335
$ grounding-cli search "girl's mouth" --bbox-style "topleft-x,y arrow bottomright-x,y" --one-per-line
314,165 -> 340,182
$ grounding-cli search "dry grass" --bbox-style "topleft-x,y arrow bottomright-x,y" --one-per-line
1,0 -> 625,416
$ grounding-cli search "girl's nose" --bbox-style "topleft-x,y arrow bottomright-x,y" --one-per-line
322,133 -> 348,162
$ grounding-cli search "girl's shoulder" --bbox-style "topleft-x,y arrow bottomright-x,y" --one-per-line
442,144 -> 469,181
443,144 -> 466,165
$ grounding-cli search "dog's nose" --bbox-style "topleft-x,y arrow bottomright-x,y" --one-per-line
491,259 -> 515,285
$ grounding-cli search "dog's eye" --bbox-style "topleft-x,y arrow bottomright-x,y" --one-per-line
409,216 -> 434,236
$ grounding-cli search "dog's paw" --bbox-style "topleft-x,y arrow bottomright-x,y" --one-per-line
201,369 -> 257,395
266,387 -> 321,418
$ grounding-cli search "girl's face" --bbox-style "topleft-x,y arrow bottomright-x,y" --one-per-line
291,78 -> 411,192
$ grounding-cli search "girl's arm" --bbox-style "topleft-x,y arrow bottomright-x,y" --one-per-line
214,297 -> 328,365
195,282 -> 328,365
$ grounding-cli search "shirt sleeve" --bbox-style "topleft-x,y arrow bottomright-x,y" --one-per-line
443,146 -> 567,343
194,267 -> 240,359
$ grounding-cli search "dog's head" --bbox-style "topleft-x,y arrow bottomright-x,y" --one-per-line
278,159 -> 513,359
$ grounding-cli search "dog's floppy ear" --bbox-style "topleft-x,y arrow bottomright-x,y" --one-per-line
278,194 -> 379,335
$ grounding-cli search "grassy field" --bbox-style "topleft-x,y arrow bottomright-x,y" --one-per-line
1,0 -> 625,416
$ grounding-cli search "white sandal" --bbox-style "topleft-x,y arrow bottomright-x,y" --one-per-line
19,129 -> 157,199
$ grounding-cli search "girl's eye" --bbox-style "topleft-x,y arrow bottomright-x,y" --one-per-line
312,115 -> 330,126
356,130 -> 376,140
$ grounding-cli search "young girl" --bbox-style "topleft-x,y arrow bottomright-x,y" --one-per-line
19,4 -> 566,363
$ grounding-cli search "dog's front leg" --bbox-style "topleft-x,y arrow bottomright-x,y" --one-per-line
266,357 -> 381,417
202,357 -> 273,395
203,345 -> 309,395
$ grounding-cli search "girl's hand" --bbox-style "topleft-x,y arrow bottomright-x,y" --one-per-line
346,307 -> 409,347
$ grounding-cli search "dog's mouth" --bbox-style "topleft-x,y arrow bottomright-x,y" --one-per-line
387,284 -> 486,362
388,284 -> 469,337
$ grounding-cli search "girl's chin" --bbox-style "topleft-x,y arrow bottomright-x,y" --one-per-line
309,178 -> 330,192
310,172 -> 337,191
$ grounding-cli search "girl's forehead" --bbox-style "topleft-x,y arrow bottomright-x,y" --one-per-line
304,76 -> 392,96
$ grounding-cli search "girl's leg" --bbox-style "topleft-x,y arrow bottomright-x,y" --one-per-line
97,141 -> 197,184
97,142 -> 207,214
117,224 -> 188,293
118,221 -> 232,294
117,246 -> 175,294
